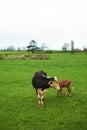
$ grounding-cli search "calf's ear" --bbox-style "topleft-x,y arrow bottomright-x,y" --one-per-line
54,77 -> 58,81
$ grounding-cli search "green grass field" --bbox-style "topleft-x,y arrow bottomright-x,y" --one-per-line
0,52 -> 87,130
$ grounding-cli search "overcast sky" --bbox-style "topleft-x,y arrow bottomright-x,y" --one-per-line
0,0 -> 87,50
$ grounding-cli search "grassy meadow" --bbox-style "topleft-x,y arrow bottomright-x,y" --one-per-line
0,52 -> 87,130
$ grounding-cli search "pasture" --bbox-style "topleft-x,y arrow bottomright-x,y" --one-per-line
0,52 -> 87,130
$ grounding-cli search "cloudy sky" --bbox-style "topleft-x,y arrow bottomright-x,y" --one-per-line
0,0 -> 87,50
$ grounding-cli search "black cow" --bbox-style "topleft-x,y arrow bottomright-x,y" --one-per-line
32,70 -> 59,106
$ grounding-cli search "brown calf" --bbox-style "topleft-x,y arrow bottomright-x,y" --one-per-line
49,79 -> 72,96
58,80 -> 71,96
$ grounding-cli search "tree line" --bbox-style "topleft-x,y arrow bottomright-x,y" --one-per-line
0,40 -> 87,52
26,40 -> 87,53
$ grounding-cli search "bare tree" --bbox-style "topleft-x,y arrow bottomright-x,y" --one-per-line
7,45 -> 15,51
71,40 -> 75,53
62,43 -> 70,52
40,43 -> 48,51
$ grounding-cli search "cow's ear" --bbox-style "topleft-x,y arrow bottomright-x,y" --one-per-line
41,74 -> 46,77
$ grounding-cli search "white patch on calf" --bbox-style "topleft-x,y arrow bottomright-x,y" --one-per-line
57,84 -> 60,91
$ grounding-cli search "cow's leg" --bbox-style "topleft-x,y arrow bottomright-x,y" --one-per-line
37,88 -> 42,106
40,89 -> 47,106
41,94 -> 44,106
37,88 -> 47,106
37,88 -> 45,106
37,91 -> 41,106
36,89 -> 41,106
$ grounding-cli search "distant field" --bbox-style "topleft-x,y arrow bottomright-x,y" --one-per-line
0,52 -> 87,130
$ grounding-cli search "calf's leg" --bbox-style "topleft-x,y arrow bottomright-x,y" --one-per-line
57,89 -> 62,96
66,86 -> 71,96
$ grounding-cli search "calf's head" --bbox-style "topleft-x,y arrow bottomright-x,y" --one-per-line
48,77 -> 60,91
